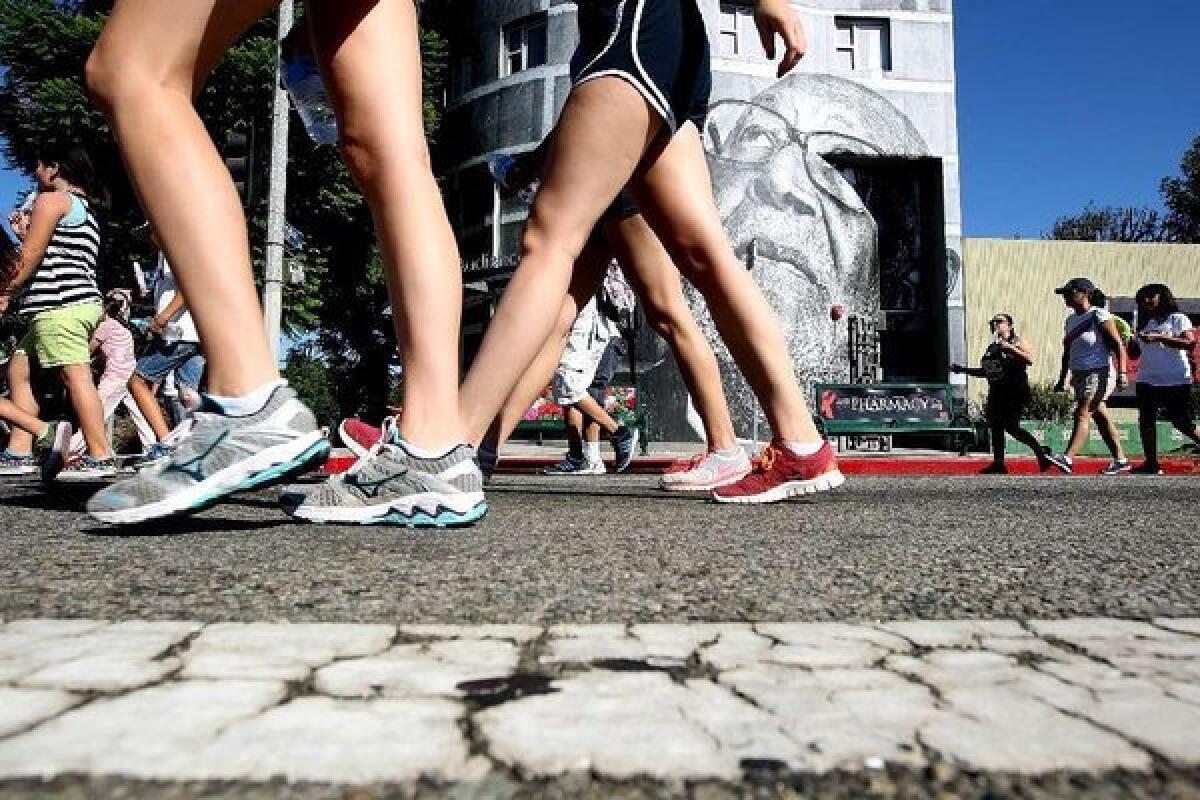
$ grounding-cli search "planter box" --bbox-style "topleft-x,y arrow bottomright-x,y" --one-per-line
1004,420 -> 1195,458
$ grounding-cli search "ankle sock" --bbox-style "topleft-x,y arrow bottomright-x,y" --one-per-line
398,439 -> 457,460
782,439 -> 824,457
585,441 -> 601,462
206,379 -> 287,416
713,446 -> 746,461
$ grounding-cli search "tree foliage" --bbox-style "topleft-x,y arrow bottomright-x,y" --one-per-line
1161,135 -> 1200,243
0,0 -> 452,422
1046,204 -> 1167,243
1046,135 -> 1200,244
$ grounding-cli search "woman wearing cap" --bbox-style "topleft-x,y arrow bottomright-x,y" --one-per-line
1128,283 -> 1200,474
1047,278 -> 1130,474
952,313 -> 1049,473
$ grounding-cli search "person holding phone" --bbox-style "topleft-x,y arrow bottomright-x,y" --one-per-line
1128,283 -> 1199,474
952,313 -> 1050,473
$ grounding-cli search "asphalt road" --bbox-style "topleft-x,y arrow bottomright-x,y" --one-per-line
1,473 -> 1196,624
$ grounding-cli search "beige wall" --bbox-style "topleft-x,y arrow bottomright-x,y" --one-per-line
962,239 -> 1200,403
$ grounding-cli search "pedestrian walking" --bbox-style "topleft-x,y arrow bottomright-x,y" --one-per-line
1047,278 -> 1130,474
64,289 -> 155,464
125,250 -> 206,468
0,145 -> 116,481
1128,283 -> 1199,474
543,288 -> 635,476
445,0 -> 840,506
86,0 -> 483,525
481,152 -> 748,492
951,313 -> 1050,473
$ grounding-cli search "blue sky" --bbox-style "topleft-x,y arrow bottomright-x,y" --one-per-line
3,1 -> 1198,240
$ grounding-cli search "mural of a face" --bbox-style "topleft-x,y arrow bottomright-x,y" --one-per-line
690,73 -> 929,437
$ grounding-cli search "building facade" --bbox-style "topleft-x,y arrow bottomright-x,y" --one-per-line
443,0 -> 965,440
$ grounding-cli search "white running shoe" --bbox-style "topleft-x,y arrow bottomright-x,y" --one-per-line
660,449 -> 751,491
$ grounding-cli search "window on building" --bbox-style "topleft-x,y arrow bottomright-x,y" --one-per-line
834,17 -> 892,74
717,4 -> 754,58
502,14 -> 548,77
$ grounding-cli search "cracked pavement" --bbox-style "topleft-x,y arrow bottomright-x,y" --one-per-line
1,473 -> 1198,796
1,617 -> 1199,789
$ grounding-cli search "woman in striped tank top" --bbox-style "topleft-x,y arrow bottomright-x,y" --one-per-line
0,145 -> 116,480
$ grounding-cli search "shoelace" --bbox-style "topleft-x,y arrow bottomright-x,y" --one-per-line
344,416 -> 400,479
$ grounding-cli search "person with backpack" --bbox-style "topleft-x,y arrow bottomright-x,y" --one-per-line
1128,283 -> 1199,474
1046,278 -> 1130,475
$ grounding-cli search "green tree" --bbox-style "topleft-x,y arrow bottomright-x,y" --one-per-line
0,0 -> 452,423
1162,135 -> 1200,243
1045,204 -> 1166,243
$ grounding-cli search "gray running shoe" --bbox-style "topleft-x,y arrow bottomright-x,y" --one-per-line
88,385 -> 330,525
283,424 -> 486,527
0,451 -> 37,477
37,421 -> 73,483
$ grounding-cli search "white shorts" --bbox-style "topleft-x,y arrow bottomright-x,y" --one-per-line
553,308 -> 617,406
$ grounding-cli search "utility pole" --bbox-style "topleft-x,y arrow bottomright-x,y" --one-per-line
263,0 -> 294,363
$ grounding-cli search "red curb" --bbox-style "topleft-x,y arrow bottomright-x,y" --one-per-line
321,453 -> 1200,477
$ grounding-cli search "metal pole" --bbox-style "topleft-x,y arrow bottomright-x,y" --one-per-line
263,0 -> 294,363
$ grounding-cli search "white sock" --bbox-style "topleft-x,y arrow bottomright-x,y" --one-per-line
783,439 -> 824,457
713,446 -> 746,461
398,439 -> 456,460
206,380 -> 287,416
585,441 -> 601,462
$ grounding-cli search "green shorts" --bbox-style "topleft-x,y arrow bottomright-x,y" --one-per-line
15,302 -> 102,368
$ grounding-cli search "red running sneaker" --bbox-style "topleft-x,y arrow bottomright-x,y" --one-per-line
338,418 -> 384,459
712,440 -> 844,504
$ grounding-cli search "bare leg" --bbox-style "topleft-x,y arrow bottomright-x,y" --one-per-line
87,0 -> 281,398
60,365 -> 112,458
603,213 -> 736,451
461,78 -> 657,443
1092,404 -> 1125,460
0,397 -> 49,440
6,354 -> 37,454
128,374 -> 171,442
479,247 -> 609,453
631,124 -> 819,444
575,393 -> 620,435
309,0 -> 463,449
1065,403 -> 1092,457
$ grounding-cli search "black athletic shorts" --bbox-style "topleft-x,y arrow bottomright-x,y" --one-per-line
572,0 -> 712,136
1136,382 -> 1196,425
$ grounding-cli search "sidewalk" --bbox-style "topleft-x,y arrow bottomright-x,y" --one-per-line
322,440 -> 1200,477
1,617 -> 1197,788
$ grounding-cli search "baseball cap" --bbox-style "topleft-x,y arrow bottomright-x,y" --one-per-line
1054,277 -> 1095,296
